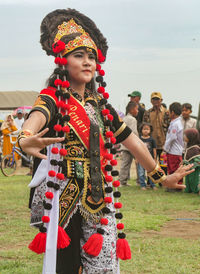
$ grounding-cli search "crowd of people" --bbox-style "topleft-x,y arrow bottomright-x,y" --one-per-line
0,109 -> 31,170
119,90 -> 200,194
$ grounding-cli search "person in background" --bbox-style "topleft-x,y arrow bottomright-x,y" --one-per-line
0,114 -> 18,157
119,101 -> 138,186
128,91 -> 145,131
143,92 -> 170,162
137,122 -> 157,190
181,103 -> 197,156
128,91 -> 145,185
14,109 -> 24,132
183,128 -> 200,194
164,102 -> 184,191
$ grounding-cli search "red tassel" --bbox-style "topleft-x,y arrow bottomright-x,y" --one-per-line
116,238 -> 131,260
82,233 -> 103,256
28,232 -> 47,254
57,226 -> 71,249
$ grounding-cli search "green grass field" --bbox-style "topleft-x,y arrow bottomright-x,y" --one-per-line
0,173 -> 200,273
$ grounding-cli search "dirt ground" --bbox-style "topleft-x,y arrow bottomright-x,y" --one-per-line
141,211 -> 200,240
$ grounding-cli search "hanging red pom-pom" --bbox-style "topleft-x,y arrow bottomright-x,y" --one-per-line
117,223 -> 124,230
100,218 -> 108,225
62,125 -> 70,133
54,57 -> 62,65
104,153 -> 113,161
42,216 -> 50,223
57,101 -> 65,109
97,86 -> 105,94
107,114 -> 113,121
59,148 -> 68,156
54,79 -> 63,87
45,191 -> 54,199
60,57 -> 68,66
113,180 -> 120,187
97,49 -> 106,63
105,175 -> 113,182
56,173 -> 65,180
63,103 -> 70,111
54,124 -> 62,132
114,202 -> 122,209
28,232 -> 47,254
111,137 -> 116,144
116,238 -> 131,260
51,147 -> 59,154
57,226 -> 71,249
103,92 -> 109,99
104,196 -> 112,203
111,159 -> 118,166
105,131 -> 113,138
62,80 -> 70,88
48,170 -> 56,178
52,40 -> 66,54
96,64 -> 101,71
82,233 -> 103,257
99,70 -> 105,76
102,109 -> 110,116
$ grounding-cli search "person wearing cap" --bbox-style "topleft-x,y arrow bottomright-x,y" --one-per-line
143,92 -> 170,161
14,109 -> 24,132
128,91 -> 145,130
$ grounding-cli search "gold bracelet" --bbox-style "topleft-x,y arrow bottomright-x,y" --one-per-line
17,129 -> 34,150
147,162 -> 167,184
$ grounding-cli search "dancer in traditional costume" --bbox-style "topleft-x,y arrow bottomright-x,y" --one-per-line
18,8 -> 194,274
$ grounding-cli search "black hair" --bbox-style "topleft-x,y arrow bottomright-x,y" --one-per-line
184,128 -> 200,148
139,122 -> 153,135
125,101 -> 138,115
169,102 -> 182,116
182,103 -> 192,111
161,103 -> 167,109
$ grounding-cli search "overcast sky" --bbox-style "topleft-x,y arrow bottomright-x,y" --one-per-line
0,0 -> 199,116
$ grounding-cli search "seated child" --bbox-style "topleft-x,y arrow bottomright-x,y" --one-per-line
137,122 -> 157,190
183,128 -> 200,194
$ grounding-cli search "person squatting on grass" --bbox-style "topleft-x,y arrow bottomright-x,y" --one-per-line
183,128 -> 200,194
18,8 -> 194,274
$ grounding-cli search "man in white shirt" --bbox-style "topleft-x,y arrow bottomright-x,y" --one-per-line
14,109 -> 24,132
164,102 -> 184,188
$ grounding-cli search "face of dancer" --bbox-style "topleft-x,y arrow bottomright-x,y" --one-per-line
142,125 -> 151,137
66,48 -> 96,88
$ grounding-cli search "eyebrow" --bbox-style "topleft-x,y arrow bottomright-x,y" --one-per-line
72,50 -> 85,54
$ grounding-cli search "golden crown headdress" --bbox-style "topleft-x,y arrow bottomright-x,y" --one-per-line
54,19 -> 98,57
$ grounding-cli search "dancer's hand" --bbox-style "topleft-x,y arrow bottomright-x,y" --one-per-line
19,128 -> 65,159
162,164 -> 194,189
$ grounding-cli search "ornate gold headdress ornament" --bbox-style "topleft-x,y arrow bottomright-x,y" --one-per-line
54,18 -> 98,57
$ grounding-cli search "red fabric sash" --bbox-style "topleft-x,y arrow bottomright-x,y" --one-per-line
67,94 -> 108,171
40,87 -> 108,171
